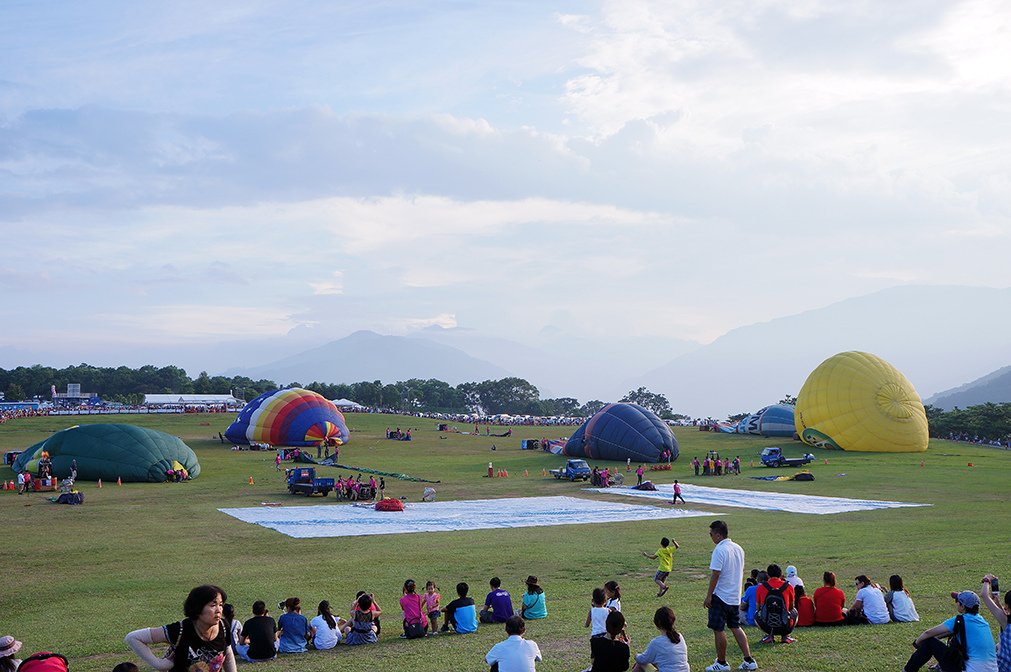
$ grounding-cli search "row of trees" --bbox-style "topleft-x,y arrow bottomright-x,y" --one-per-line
1,364 -> 683,418
925,403 -> 1011,443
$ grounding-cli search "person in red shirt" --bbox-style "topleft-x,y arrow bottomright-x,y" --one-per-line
812,571 -> 847,626
755,564 -> 796,644
794,585 -> 815,627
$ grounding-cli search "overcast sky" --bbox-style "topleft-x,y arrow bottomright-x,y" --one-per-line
2,0 -> 1010,367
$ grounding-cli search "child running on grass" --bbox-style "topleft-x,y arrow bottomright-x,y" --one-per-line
642,537 -> 680,597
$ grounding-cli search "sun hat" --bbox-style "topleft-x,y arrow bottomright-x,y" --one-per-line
0,636 -> 23,657
951,591 -> 980,608
525,575 -> 539,586
786,565 -> 798,577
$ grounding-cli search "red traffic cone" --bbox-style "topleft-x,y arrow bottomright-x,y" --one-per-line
117,476 -> 122,486
968,462 -> 974,467
249,476 -> 254,485
503,469 -> 509,477
98,478 -> 103,488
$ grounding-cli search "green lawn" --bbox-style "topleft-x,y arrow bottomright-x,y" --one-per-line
2,412 -> 1008,672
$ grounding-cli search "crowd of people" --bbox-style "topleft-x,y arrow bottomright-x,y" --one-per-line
7,519 -> 1009,672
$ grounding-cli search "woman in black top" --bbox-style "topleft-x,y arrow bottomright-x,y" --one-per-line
125,585 -> 237,672
591,610 -> 630,671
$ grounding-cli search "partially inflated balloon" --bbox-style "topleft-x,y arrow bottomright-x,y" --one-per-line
795,351 -> 928,453
224,388 -> 349,447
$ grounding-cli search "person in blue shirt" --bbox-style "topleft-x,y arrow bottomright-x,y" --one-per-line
277,598 -> 312,653
739,572 -> 767,627
903,590 -> 997,672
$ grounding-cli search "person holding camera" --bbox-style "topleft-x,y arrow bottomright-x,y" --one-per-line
980,575 -> 1009,672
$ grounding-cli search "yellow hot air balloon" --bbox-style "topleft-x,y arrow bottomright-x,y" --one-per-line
795,351 -> 928,453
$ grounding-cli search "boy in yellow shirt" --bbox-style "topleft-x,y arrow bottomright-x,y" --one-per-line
642,536 -> 680,596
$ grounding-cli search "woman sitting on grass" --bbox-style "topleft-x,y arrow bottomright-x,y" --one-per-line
125,584 -> 237,672
343,594 -> 379,646
309,600 -> 343,650
400,580 -> 428,638
813,572 -> 846,626
277,597 -> 311,653
885,575 -> 920,623
632,607 -> 689,672
520,576 -> 547,620
588,611 -> 630,672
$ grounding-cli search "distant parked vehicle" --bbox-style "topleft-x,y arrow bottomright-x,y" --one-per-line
550,459 -> 592,481
286,467 -> 335,496
760,447 -> 815,468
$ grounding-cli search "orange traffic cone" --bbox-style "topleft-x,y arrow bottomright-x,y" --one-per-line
541,468 -> 547,476
503,469 -> 509,477
249,476 -> 254,485
98,478 -> 103,488
117,476 -> 122,486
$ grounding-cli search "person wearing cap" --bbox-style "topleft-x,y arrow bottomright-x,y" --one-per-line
903,590 -> 997,672
0,635 -> 23,672
784,566 -> 804,590
520,576 -> 547,620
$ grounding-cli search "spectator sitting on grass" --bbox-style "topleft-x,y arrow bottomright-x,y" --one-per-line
885,575 -> 920,623
520,576 -> 546,620
441,582 -> 478,634
481,577 -> 514,624
238,601 -> 278,662
485,616 -> 542,672
343,594 -> 379,646
589,610 -> 630,672
846,575 -> 889,625
277,597 -> 311,653
903,590 -> 996,672
632,606 -> 689,672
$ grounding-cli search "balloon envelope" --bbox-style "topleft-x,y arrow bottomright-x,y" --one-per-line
564,403 -> 678,463
795,351 -> 928,453
756,404 -> 796,438
224,388 -> 349,447
13,424 -> 200,482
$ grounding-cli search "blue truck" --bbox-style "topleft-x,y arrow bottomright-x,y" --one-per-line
550,459 -> 592,481
286,467 -> 335,496
760,446 -> 815,468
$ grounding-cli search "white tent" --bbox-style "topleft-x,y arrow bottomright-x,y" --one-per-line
330,398 -> 364,409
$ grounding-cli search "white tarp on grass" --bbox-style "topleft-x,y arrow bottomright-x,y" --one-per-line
587,484 -> 928,515
219,495 -> 717,538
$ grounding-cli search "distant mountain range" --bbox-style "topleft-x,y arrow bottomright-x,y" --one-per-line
925,365 -> 1011,410
229,330 -> 512,386
638,285 -> 1011,417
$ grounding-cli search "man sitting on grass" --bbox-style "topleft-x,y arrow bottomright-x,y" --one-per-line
481,577 -> 514,624
442,582 -> 478,634
486,616 -> 542,671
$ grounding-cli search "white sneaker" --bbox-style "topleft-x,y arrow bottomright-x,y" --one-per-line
706,662 -> 731,672
738,660 -> 758,671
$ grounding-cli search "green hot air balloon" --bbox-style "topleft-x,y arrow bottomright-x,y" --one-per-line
13,424 -> 201,482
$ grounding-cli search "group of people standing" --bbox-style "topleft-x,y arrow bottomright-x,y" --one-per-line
692,453 -> 740,477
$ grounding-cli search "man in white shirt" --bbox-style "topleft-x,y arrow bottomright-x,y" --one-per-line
703,520 -> 758,672
486,616 -> 542,672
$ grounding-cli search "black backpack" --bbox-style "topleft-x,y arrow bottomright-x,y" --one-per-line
757,581 -> 791,629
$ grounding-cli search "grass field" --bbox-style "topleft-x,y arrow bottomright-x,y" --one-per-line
2,412 -> 1009,672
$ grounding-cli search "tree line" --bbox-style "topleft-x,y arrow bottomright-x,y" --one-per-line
925,403 -> 1011,443
0,364 -> 682,418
